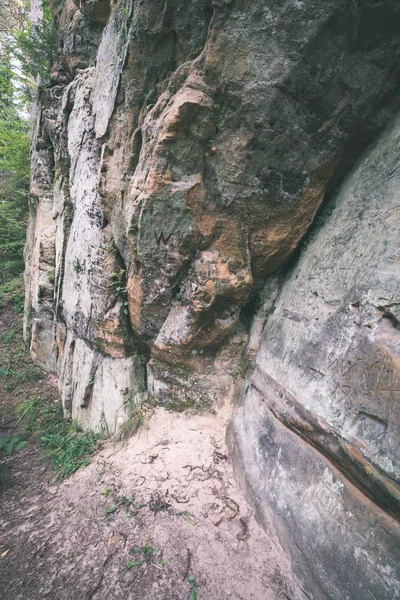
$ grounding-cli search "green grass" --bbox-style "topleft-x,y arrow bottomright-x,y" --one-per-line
0,309 -> 98,480
116,393 -> 152,440
0,275 -> 25,312
1,364 -> 44,391
16,396 -> 99,478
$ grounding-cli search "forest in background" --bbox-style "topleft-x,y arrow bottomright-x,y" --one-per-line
0,0 -> 52,311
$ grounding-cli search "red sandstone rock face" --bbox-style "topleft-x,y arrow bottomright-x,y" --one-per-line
25,1 -> 400,595
27,0 -> 400,411
95,0 -> 400,375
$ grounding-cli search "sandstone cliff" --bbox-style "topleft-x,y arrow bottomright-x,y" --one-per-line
25,0 -> 400,597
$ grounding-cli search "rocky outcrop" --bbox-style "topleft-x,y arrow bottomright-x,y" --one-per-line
26,0 -> 400,427
25,0 -> 400,596
230,111 -> 400,598
25,65 -> 145,433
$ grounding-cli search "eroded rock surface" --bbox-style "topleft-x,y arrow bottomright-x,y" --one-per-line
25,0 -> 400,596
26,0 -> 400,426
230,110 -> 400,598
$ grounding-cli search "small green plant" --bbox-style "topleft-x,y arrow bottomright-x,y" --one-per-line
118,5 -> 130,17
264,305 -> 277,322
105,505 -> 119,515
0,434 -> 27,455
0,366 -> 16,377
140,354 -> 148,366
116,393 -> 151,440
188,574 -> 200,599
110,268 -> 130,315
125,540 -> 161,571
142,542 -> 160,561
16,396 -> 99,478
124,560 -> 142,571
120,299 -> 129,314
315,204 -> 335,226
97,461 -> 108,482
104,492 -> 147,518
120,495 -> 135,511
104,494 -> 135,516
48,267 -> 55,284
110,269 -> 126,294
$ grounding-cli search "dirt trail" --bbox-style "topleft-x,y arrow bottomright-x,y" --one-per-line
0,309 -> 301,600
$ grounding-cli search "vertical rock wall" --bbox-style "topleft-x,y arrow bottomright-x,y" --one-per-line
230,110 -> 400,598
26,0 -> 400,429
25,0 -> 400,595
26,68 -> 145,434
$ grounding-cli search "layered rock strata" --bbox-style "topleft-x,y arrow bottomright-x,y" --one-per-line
230,109 -> 400,598
25,0 -> 400,595
26,0 -> 400,425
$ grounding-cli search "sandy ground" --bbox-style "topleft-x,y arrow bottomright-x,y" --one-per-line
0,309 -> 302,600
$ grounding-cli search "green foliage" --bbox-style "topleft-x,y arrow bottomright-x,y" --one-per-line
0,362 -> 43,391
124,540 -> 162,571
6,0 -> 55,106
16,396 -> 62,435
110,268 -> 129,314
188,574 -> 200,599
0,1 -> 27,38
0,199 -> 28,285
0,38 -> 30,291
0,434 -> 27,455
116,393 -> 150,440
41,425 -> 99,479
104,493 -> 147,518
16,396 -> 99,479
73,258 -> 84,274
0,88 -> 29,287
0,112 -> 29,181
0,51 -> 15,118
0,275 -> 25,311
0,1 -> 55,294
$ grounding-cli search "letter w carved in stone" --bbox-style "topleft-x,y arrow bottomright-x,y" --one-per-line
155,231 -> 173,246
